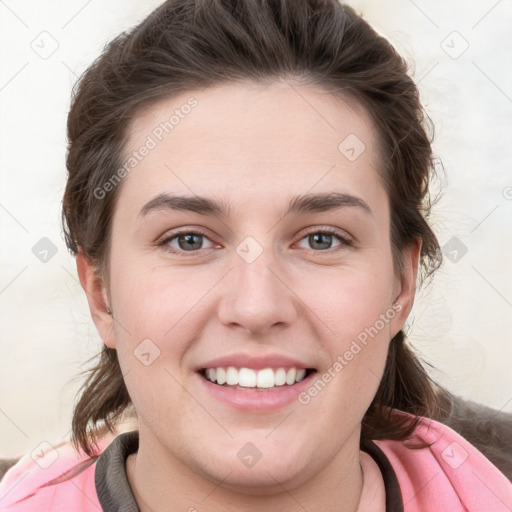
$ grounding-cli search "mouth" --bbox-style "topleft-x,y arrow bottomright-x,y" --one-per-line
198,366 -> 318,391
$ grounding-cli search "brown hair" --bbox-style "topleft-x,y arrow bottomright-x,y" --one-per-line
62,0 -> 452,458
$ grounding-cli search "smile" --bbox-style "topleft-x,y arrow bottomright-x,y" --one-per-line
199,366 -> 317,390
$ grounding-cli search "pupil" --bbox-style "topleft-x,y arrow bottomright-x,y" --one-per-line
310,233 -> 331,250
176,233 -> 332,251
179,234 -> 202,250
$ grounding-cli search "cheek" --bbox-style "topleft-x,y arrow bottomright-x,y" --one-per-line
110,259 -> 211,336
300,275 -> 394,431
108,262 -> 217,411
296,260 -> 395,402
298,261 -> 395,340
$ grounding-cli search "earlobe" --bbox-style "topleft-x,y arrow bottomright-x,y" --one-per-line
76,250 -> 116,349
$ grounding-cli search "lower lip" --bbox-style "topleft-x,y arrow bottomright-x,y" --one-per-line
196,371 -> 317,412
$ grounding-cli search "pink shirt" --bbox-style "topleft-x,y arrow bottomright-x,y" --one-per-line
1,411 -> 511,511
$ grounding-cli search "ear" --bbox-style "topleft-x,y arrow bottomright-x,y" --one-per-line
76,250 -> 116,349
389,238 -> 422,338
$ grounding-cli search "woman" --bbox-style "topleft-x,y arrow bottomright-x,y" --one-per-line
1,0 -> 511,510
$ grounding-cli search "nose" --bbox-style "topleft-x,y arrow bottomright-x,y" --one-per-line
217,245 -> 299,336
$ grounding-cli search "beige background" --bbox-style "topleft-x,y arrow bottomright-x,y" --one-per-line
1,0 -> 511,458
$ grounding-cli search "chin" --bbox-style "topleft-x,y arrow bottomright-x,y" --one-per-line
197,446 -> 313,494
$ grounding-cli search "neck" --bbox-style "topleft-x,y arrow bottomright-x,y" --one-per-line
126,425 -> 375,512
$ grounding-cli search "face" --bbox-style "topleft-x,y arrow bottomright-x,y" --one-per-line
79,79 -> 419,493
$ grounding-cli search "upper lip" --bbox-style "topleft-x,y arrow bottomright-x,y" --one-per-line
197,353 -> 315,371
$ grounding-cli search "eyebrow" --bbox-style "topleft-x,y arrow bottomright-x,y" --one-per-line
138,191 -> 373,219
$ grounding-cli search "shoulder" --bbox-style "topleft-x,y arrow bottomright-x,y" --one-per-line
0,430 -> 117,512
375,410 -> 512,512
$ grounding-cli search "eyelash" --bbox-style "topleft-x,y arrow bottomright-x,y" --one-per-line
157,226 -> 354,256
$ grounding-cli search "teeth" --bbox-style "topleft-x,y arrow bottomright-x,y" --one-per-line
216,367 -> 226,385
203,366 -> 310,388
295,368 -> 306,382
285,368 -> 296,385
226,366 -> 238,385
274,368 -> 287,386
256,368 -> 274,388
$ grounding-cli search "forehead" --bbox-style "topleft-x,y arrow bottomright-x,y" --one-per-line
118,80 -> 385,215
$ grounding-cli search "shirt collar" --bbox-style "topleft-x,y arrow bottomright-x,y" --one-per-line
95,430 -> 140,512
94,430 -> 403,512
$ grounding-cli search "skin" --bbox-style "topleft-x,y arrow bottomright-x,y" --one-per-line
77,79 -> 420,512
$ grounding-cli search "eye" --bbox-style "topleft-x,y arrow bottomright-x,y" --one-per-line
159,230 -> 217,255
158,226 -> 353,256
295,227 -> 353,252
